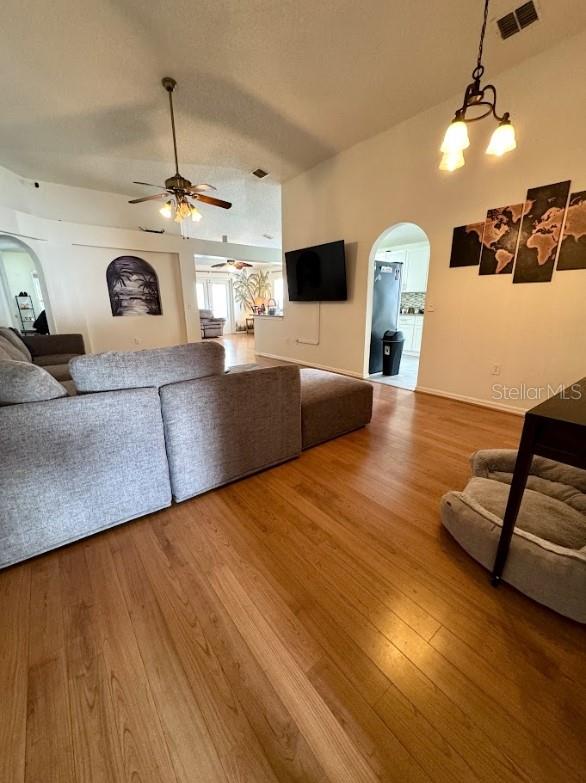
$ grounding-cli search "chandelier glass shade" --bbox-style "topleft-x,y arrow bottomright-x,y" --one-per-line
439,0 -> 516,171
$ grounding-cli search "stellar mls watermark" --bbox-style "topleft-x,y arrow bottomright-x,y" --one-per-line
491,383 -> 583,401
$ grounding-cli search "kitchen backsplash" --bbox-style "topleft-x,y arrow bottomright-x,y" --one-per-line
400,291 -> 425,311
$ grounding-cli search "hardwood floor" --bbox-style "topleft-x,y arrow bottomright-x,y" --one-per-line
2,333 -> 585,782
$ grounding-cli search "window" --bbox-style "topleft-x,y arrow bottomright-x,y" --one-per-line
274,276 -> 284,311
196,282 -> 206,310
211,282 -> 229,320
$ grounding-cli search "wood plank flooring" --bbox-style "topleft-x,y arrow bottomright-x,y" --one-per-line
1,333 -> 585,782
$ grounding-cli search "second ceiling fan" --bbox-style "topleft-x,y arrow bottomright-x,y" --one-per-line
129,78 -> 232,223
211,260 -> 253,269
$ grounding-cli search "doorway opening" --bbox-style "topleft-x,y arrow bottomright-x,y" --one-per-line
365,223 -> 430,390
0,235 -> 53,334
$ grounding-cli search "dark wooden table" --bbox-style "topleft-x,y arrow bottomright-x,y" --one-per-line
491,377 -> 586,585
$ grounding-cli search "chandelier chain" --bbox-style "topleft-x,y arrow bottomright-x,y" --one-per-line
475,0 -> 490,74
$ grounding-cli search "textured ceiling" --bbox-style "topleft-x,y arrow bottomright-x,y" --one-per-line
1,1 -> 585,198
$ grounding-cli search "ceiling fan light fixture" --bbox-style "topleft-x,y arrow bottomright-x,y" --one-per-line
160,200 -> 174,219
128,79 -> 232,220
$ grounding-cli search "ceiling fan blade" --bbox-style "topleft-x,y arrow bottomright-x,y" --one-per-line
133,181 -> 167,189
211,262 -> 227,268
128,193 -> 167,204
193,193 -> 232,209
235,261 -> 253,269
188,184 -> 217,193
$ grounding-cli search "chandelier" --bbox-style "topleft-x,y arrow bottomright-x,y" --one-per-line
439,0 -> 517,171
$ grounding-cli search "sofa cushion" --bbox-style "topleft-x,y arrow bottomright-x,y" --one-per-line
0,359 -> 68,405
465,476 -> 586,549
0,333 -> 30,362
41,363 -> 72,382
300,368 -> 373,449
70,341 -> 225,393
34,353 -> 81,367
0,388 -> 172,568
0,327 -> 32,361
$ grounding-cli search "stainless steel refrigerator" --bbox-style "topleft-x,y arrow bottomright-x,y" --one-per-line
368,260 -> 402,374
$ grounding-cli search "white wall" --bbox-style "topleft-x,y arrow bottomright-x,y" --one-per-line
0,164 -> 281,353
59,247 -> 186,353
256,30 -> 586,409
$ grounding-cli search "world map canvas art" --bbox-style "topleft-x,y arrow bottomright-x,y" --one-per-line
513,180 -> 571,284
449,222 -> 485,267
106,256 -> 162,316
478,203 -> 524,275
556,190 -> 586,271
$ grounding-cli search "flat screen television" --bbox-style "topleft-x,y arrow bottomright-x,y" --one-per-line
285,240 -> 347,302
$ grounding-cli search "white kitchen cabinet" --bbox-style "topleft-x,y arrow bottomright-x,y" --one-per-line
403,243 -> 429,292
397,314 -> 424,355
412,322 -> 423,353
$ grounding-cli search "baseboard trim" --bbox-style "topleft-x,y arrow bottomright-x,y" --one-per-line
255,351 -> 364,379
415,385 -> 524,416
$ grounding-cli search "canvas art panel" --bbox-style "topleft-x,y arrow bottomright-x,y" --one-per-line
106,256 -> 162,316
513,180 -> 571,283
449,222 -> 485,268
556,190 -> 586,271
478,204 -> 524,275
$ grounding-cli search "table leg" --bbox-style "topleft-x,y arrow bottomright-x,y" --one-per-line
490,419 -> 537,586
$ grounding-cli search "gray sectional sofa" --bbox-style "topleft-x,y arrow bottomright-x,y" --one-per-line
0,341 -> 373,568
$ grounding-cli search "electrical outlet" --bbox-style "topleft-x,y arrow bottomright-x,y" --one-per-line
491,363 -> 501,376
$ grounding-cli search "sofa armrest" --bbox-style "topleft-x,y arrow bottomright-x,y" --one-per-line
160,364 -> 301,501
23,333 -> 86,358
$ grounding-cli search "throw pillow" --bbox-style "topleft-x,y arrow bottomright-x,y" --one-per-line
0,327 -> 32,361
0,359 -> 68,406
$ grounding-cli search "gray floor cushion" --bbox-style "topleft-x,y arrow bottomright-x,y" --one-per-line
465,476 -> 586,550
440,449 -> 586,623
300,368 -> 373,449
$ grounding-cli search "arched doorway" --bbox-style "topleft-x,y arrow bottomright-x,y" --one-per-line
0,235 -> 53,334
364,222 -> 430,390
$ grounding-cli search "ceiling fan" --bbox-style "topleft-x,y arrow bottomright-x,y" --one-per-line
128,77 -> 232,222
211,259 -> 253,269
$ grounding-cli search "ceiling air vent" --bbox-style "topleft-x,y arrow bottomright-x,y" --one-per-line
497,11 -> 519,39
496,1 -> 539,40
251,168 -> 269,179
515,1 -> 539,29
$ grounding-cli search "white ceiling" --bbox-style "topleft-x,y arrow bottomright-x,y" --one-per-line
1,1 -> 585,209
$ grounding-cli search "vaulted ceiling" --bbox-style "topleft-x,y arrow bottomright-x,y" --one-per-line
2,0 -> 585,195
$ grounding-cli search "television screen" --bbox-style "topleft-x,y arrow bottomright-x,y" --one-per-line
284,240 -> 347,302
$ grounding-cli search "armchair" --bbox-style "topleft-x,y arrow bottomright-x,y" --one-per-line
199,309 -> 225,339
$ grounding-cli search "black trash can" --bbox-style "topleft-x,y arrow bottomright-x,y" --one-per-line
382,330 -> 404,376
